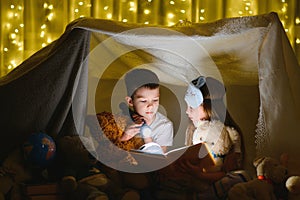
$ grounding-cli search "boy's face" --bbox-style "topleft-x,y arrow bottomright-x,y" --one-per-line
126,87 -> 160,123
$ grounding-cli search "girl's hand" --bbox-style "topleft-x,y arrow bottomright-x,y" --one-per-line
177,159 -> 205,178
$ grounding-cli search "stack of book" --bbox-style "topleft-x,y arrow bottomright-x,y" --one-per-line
21,183 -> 64,200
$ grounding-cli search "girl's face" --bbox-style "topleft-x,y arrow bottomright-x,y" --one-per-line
126,87 -> 160,124
186,104 -> 208,123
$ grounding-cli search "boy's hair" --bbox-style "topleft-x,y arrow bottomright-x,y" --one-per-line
125,68 -> 159,98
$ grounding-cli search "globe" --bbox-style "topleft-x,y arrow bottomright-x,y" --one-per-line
23,132 -> 56,168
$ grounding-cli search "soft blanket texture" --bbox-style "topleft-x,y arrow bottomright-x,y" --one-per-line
0,12 -> 299,175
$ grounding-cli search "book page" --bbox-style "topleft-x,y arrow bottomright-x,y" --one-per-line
129,142 -> 212,171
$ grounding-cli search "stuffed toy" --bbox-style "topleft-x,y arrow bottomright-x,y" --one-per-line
0,133 -> 56,200
228,155 -> 288,200
57,135 -> 140,200
286,175 -> 300,200
56,135 -> 108,199
96,111 -> 144,151
0,148 -> 33,200
86,111 -> 144,167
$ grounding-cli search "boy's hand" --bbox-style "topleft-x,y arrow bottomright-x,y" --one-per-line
131,113 -> 144,124
120,123 -> 143,141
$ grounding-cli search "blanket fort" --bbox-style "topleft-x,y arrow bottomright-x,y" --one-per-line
0,12 -> 299,174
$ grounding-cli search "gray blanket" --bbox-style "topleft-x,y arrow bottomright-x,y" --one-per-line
0,23 -> 90,160
0,13 -> 299,175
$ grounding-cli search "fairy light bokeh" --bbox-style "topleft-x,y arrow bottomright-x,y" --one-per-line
0,0 -> 299,77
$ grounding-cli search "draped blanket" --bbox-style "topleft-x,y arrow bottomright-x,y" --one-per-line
0,12 -> 299,174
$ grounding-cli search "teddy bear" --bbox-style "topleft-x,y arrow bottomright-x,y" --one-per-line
228,155 -> 289,200
56,135 -> 140,200
286,175 -> 300,200
0,148 -> 33,200
86,111 -> 144,167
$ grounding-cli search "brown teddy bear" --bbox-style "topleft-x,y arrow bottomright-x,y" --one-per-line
86,111 -> 144,167
0,148 -> 33,200
57,135 -> 140,200
228,155 -> 288,200
57,135 -> 109,199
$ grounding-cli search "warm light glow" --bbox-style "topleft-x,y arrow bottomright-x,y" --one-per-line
10,33 -> 16,39
5,23 -> 12,29
106,13 -> 112,19
167,13 -> 174,19
40,31 -> 45,38
47,13 -> 54,21
130,1 -> 135,7
144,9 -> 150,14
8,12 -> 14,18
0,0 -> 298,77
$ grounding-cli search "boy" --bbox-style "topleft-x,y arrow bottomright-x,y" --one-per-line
120,68 -> 173,153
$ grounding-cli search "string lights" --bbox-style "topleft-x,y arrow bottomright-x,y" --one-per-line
1,1 -> 24,76
70,0 -> 91,21
0,0 -> 298,76
225,0 -> 258,18
163,0 -> 192,26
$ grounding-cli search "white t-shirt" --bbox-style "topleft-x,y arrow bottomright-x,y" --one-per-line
149,112 -> 173,147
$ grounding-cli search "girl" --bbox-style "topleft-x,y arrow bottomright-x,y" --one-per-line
182,76 -> 242,181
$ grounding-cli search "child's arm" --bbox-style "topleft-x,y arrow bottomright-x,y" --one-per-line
120,123 -> 143,141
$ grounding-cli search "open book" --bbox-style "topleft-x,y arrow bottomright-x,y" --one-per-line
129,142 -> 214,171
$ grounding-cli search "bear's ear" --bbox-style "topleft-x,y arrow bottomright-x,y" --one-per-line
253,156 -> 266,167
280,153 -> 289,167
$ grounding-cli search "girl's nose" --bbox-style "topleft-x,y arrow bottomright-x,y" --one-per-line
147,102 -> 153,107
186,108 -> 189,114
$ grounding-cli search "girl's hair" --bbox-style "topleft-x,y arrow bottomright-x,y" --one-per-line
199,79 -> 241,131
200,83 -> 244,153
